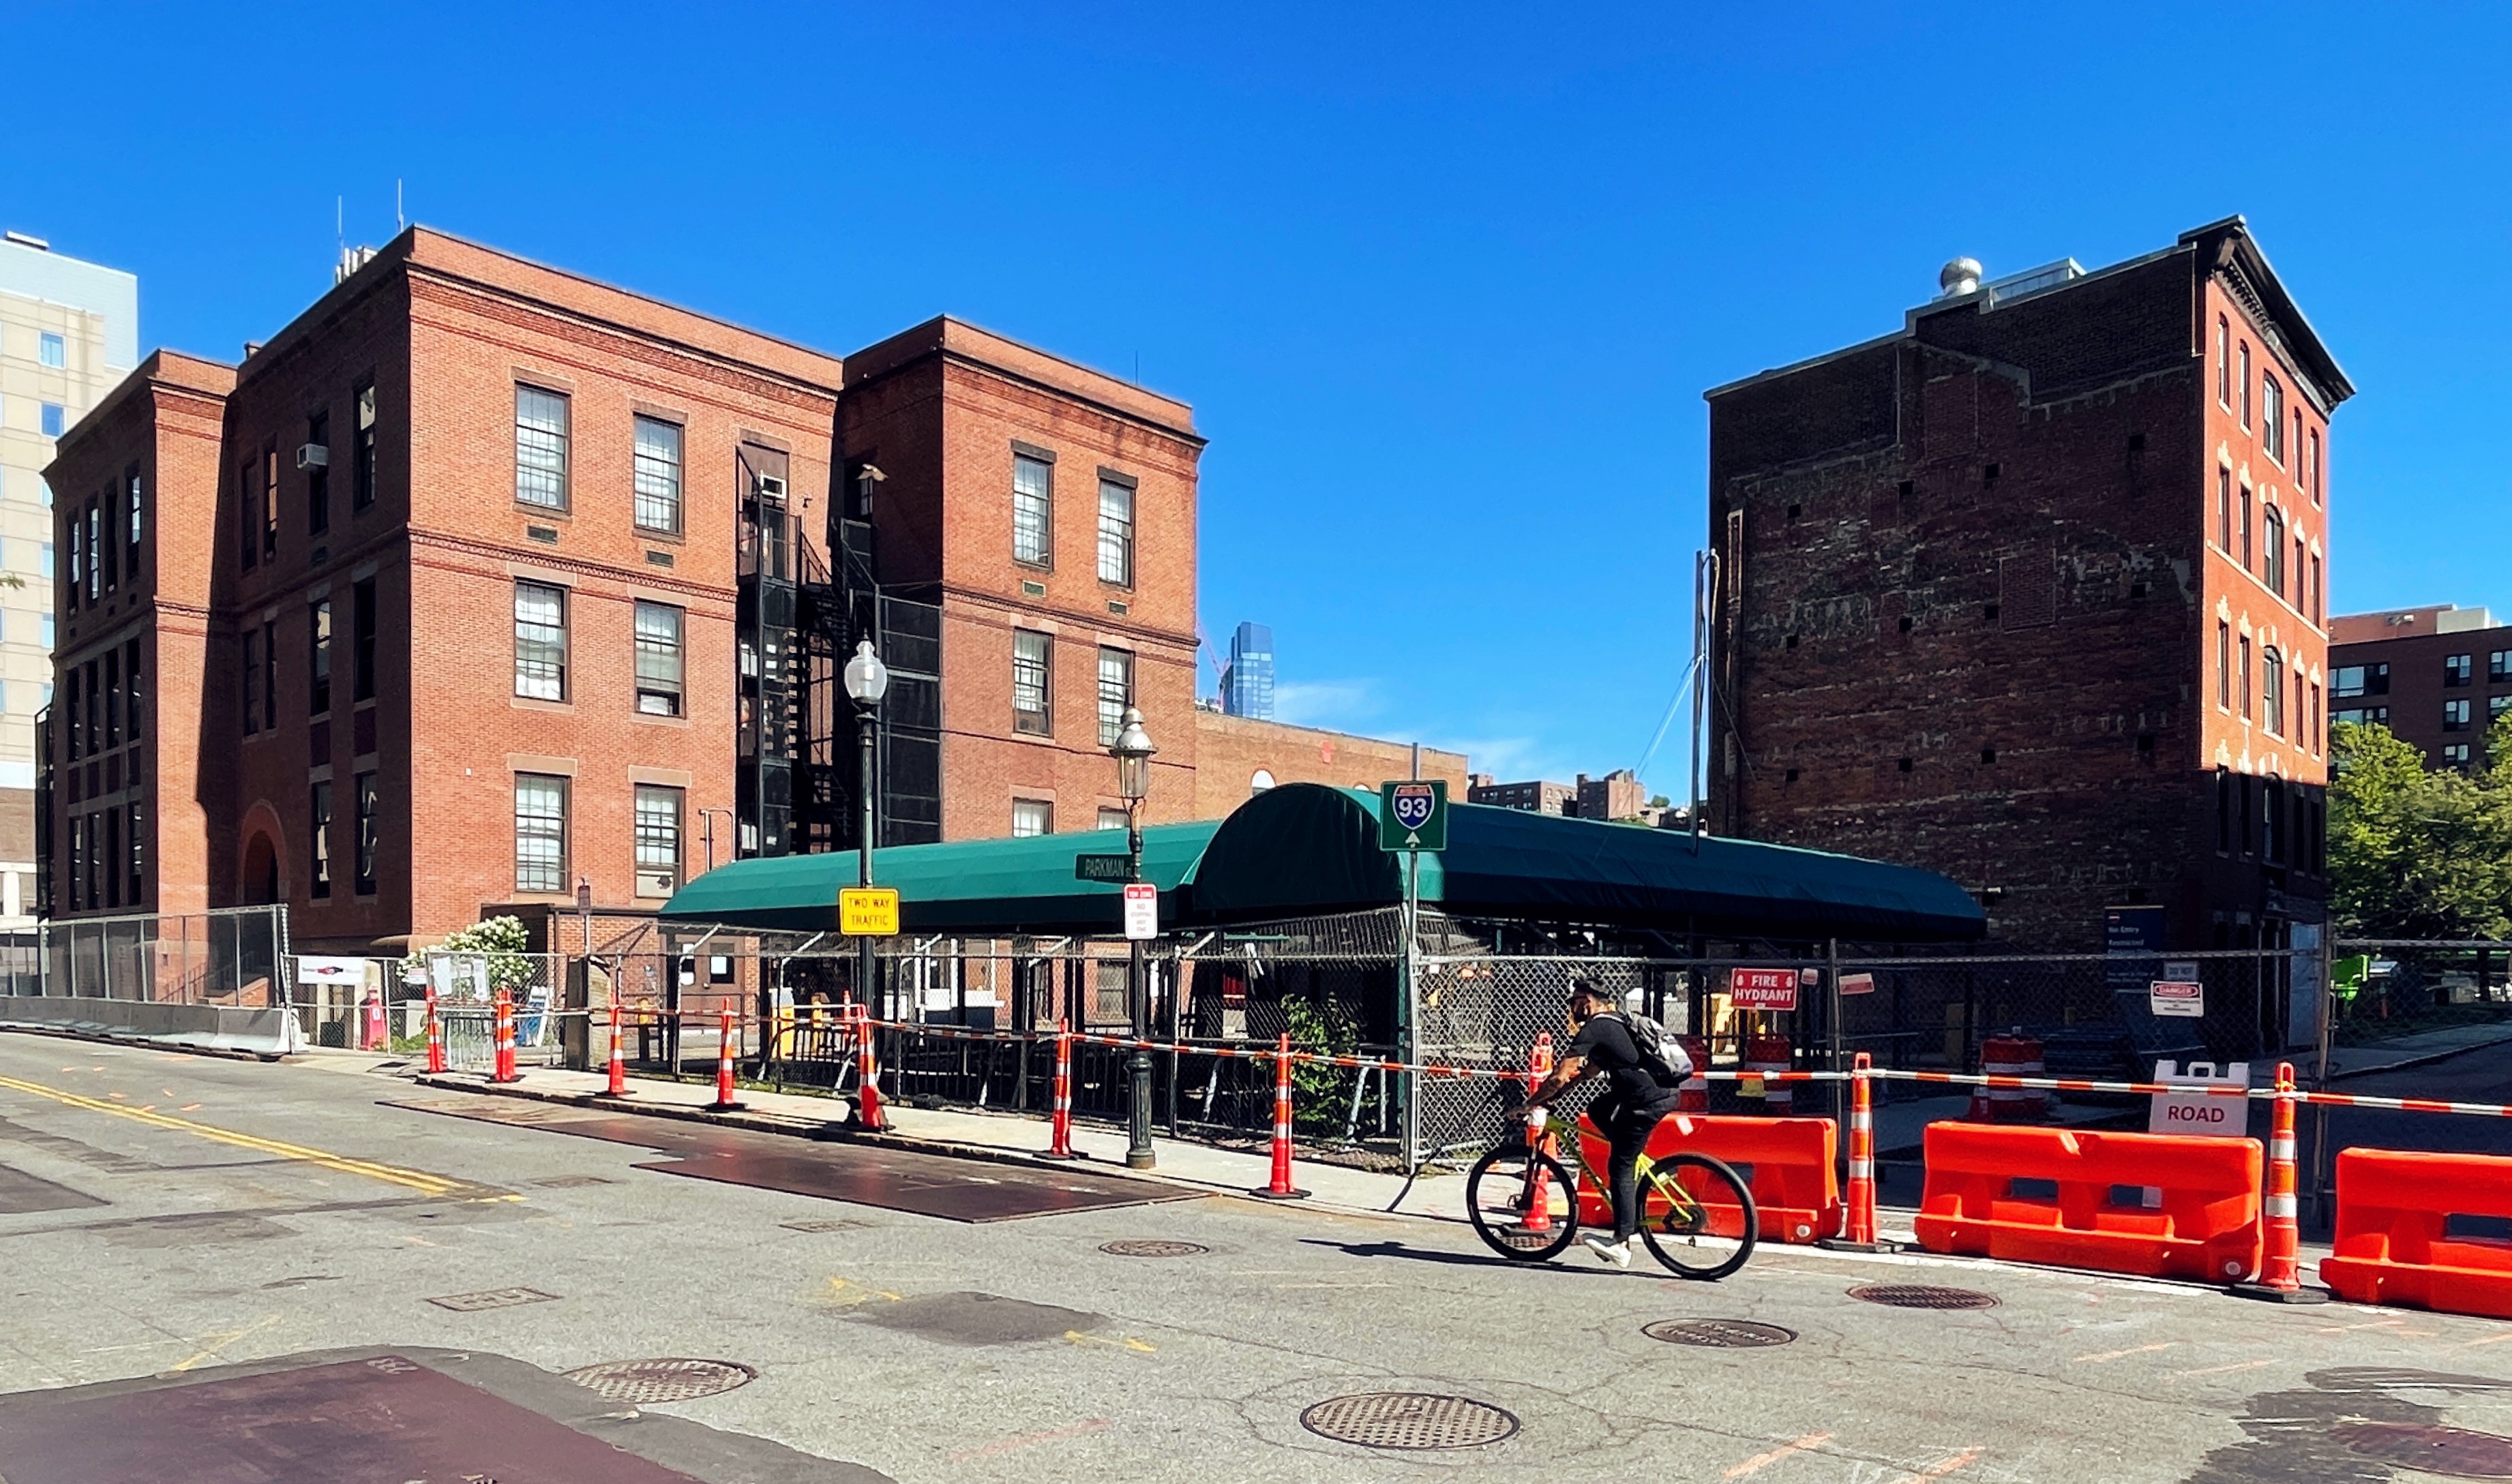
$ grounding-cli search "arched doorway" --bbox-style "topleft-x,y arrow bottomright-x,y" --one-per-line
239,832 -> 280,905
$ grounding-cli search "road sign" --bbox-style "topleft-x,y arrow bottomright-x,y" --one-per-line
1731,967 -> 1799,1011
1122,883 -> 1158,941
2149,978 -> 2204,1018
840,887 -> 901,937
297,955 -> 368,986
1838,971 -> 1875,997
1379,779 -> 1448,852
2149,1059 -> 2247,1134
1074,853 -> 1132,883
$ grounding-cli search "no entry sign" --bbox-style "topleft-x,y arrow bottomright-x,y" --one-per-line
1731,967 -> 1799,1011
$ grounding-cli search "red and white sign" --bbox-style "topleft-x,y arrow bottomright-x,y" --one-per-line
1838,972 -> 1876,997
2149,979 -> 2204,1018
1122,883 -> 1159,941
1730,967 -> 1799,1011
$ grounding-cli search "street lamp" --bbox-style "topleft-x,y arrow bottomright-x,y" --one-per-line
1109,706 -> 1158,1170
844,640 -> 890,1025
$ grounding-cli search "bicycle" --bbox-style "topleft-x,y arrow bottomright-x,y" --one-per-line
1465,1104 -> 1757,1279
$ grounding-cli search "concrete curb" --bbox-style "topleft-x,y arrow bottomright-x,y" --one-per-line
1,1022 -> 283,1063
2324,1031 -> 2512,1082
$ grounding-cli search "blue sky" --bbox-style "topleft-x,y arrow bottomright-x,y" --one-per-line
8,2 -> 2508,796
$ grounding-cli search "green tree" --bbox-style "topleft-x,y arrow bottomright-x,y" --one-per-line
2328,716 -> 2512,940
438,915 -> 541,997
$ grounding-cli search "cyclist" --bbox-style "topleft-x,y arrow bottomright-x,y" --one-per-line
1509,978 -> 1681,1269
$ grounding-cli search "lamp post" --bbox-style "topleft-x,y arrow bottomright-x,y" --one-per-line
1109,706 -> 1157,1170
843,640 -> 890,1023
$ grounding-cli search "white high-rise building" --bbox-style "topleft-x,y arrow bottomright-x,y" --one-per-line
0,230 -> 138,924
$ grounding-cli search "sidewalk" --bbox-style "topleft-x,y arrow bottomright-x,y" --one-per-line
2323,1020 -> 2512,1081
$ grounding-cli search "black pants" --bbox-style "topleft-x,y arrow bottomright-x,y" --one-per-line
1590,1088 -> 1680,1241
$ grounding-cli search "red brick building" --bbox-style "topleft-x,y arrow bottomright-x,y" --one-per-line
2329,604 -> 2512,769
1704,218 -> 2350,956
39,229 -> 1237,952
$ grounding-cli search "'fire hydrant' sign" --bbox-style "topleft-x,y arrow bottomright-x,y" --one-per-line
1729,967 -> 1799,1011
2148,1060 -> 2249,1134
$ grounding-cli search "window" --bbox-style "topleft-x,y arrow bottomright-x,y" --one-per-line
2238,342 -> 2252,427
2492,694 -> 2511,720
259,620 -> 275,730
63,669 -> 80,762
2239,485 -> 2252,569
40,404 -> 64,438
41,613 -> 53,647
82,660 -> 96,754
310,781 -> 332,900
2309,681 -> 2322,751
632,415 -> 682,532
1098,807 -> 1131,831
126,466 -> 141,565
2262,376 -> 2285,461
513,581 -> 567,700
353,579 -> 377,701
1096,475 -> 1135,586
38,332 -> 63,368
1096,646 -> 1133,746
2447,654 -> 2474,686
513,774 -> 569,892
1011,798 -> 1053,838
262,444 -> 278,560
2307,428 -> 2321,506
2307,550 -> 2320,625
103,651 -> 119,747
2263,778 -> 2283,863
2494,651 -> 2512,683
128,800 -> 143,907
353,380 -> 377,511
2445,699 -> 2473,731
125,638 -> 141,744
2216,468 -> 2232,549
354,771 -> 378,894
1013,453 -> 1052,566
2216,621 -> 2231,709
98,487 -> 115,592
2262,651 -> 2284,736
241,627 -> 263,735
237,457 -> 256,571
635,785 -> 683,893
633,601 -> 683,716
1012,629 -> 1051,735
514,385 -> 569,509
308,600 -> 332,714
2333,707 -> 2389,729
2333,663 -> 2389,698
2215,318 -> 2230,406
2262,507 -> 2284,597
2444,743 -> 2474,767
38,543 -> 50,579
2239,635 -> 2253,721
305,411 -> 329,536
2292,409 -> 2304,481
67,506 -> 81,606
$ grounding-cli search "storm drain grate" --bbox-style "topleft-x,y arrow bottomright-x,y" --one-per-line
425,1286 -> 558,1312
565,1358 -> 758,1405
1300,1393 -> 1519,1451
1100,1239 -> 1208,1258
530,1175 -> 615,1189
2335,1422 -> 2512,1479
1644,1318 -> 1797,1348
1847,1284 -> 1999,1311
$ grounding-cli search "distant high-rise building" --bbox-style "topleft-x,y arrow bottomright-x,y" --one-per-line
1,230 -> 136,926
1223,621 -> 1274,719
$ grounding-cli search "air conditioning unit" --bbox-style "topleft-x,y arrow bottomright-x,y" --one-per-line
755,474 -> 787,503
296,444 -> 329,470
636,869 -> 676,898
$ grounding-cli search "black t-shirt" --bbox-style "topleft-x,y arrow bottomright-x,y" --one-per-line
1568,1012 -> 1666,1104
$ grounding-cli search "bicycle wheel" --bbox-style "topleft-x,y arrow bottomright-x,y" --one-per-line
1465,1143 -> 1581,1261
1639,1153 -> 1757,1280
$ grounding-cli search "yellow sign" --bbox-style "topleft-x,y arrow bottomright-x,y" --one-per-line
839,887 -> 901,937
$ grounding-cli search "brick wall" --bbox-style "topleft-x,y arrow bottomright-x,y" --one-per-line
1191,711 -> 1467,820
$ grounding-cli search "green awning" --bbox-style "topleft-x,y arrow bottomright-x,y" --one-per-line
659,821 -> 1221,936
1187,785 -> 1985,942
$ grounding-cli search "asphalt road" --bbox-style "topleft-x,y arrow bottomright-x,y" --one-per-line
7,1032 -> 2512,1483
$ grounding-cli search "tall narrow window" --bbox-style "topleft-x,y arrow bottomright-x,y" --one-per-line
633,601 -> 683,716
260,620 -> 276,731
241,629 -> 263,736
1013,453 -> 1053,566
2262,376 -> 2284,461
353,579 -> 377,701
67,504 -> 83,606
262,444 -> 279,559
2239,486 -> 2252,570
128,800 -> 143,907
2446,699 -> 2472,731
2262,648 -> 2284,736
2262,508 -> 2285,598
2238,342 -> 2252,427
85,499 -> 99,601
513,774 -> 569,893
2307,428 -> 2321,506
2216,621 -> 2231,709
125,466 -> 141,569
103,651 -> 120,748
353,380 -> 378,511
1096,646 -> 1133,746
2292,408 -> 2304,477
2215,317 -> 2230,406
634,785 -> 683,894
2309,679 -> 2322,753
96,487 -> 114,592
632,415 -> 682,532
310,781 -> 332,900
1011,799 -> 1052,838
2296,536 -> 2309,616
1096,475 -> 1135,586
2217,468 -> 2232,550
2239,635 -> 2254,721
1013,629 -> 1052,735
514,385 -> 570,510
513,581 -> 568,700
308,599 -> 332,715
355,771 -> 378,894
124,639 -> 142,744
237,457 -> 257,571
83,661 -> 97,755
38,331 -> 63,368
305,411 -> 330,536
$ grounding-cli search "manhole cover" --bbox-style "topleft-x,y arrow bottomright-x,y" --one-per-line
425,1286 -> 557,1312
1300,1393 -> 1520,1451
530,1175 -> 614,1189
781,1217 -> 871,1233
1847,1284 -> 1999,1311
1644,1319 -> 1797,1348
2335,1422 -> 2512,1479
565,1358 -> 758,1405
1100,1239 -> 1208,1258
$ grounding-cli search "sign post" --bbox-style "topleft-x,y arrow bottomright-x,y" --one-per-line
1380,779 -> 1448,1175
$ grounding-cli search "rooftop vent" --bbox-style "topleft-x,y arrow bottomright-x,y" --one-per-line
4,230 -> 51,251
1984,258 -> 2086,300
1938,257 -> 1983,297
334,244 -> 378,285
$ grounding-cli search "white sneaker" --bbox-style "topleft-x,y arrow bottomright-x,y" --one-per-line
1583,1235 -> 1633,1269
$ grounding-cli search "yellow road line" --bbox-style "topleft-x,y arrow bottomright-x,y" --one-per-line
0,1074 -> 466,1197
169,1314 -> 282,1374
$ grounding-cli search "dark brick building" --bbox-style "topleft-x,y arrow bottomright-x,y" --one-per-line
1704,217 -> 2352,963
2329,604 -> 2512,769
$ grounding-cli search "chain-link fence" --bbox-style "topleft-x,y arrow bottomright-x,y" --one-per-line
2329,939 -> 2512,1044
0,906 -> 289,1006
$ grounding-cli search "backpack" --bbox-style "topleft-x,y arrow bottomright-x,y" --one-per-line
1602,1010 -> 1693,1086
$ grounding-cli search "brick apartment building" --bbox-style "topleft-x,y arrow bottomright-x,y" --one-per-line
1704,217 -> 2351,958
2329,603 -> 2512,769
40,228 -> 1454,952
1467,768 -> 1649,821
